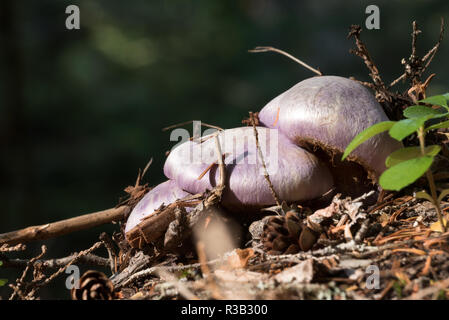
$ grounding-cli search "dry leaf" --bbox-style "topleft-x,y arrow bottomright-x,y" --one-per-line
308,201 -> 339,225
227,248 -> 255,269
430,218 -> 448,233
379,213 -> 390,227
299,227 -> 318,251
214,269 -> 267,283
274,259 -> 315,284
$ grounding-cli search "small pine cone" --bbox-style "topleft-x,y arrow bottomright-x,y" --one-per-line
262,211 -> 302,255
262,211 -> 319,255
71,270 -> 115,300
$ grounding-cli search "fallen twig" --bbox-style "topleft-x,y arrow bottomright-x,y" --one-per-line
250,112 -> 281,207
0,206 -> 130,245
249,46 -> 322,76
9,245 -> 47,300
29,241 -> 104,298
405,277 -> 449,300
0,243 -> 26,252
162,120 -> 223,132
2,253 -> 110,270
100,232 -> 119,273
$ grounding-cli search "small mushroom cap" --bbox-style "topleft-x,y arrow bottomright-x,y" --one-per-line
163,127 -> 334,210
124,180 -> 191,234
259,76 -> 402,176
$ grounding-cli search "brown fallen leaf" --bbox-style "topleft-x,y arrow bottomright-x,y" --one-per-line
274,259 -> 315,284
379,213 -> 390,227
430,218 -> 448,233
226,248 -> 255,269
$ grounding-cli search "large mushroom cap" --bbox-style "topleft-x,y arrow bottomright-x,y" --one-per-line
258,76 -> 402,177
124,180 -> 191,234
164,127 -> 334,210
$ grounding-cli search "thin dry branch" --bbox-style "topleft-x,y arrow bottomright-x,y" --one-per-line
422,18 -> 445,69
347,25 -> 387,93
405,277 -> 449,300
0,206 -> 130,245
250,112 -> 281,207
162,120 -> 224,132
118,158 -> 153,208
2,253 -> 110,270
9,245 -> 47,300
0,243 -> 26,252
115,257 -> 222,288
249,46 -> 322,76
213,133 -> 226,198
100,232 -> 119,273
390,18 -> 445,88
347,24 -> 424,121
9,243 -> 105,300
35,242 -> 103,289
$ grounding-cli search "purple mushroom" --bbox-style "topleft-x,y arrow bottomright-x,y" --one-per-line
125,75 -> 401,246
163,127 -> 334,211
258,76 -> 402,178
124,180 -> 191,235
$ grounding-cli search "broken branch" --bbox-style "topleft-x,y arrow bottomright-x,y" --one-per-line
0,206 -> 130,245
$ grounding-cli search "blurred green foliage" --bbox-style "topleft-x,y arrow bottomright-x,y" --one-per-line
0,0 -> 448,298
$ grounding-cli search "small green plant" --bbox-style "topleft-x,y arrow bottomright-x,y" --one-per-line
343,93 -> 449,232
393,280 -> 405,298
0,261 -> 7,287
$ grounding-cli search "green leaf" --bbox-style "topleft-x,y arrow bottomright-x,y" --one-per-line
389,118 -> 427,141
385,145 -> 441,168
438,189 -> 449,205
0,279 -> 7,287
342,121 -> 395,160
415,191 -> 435,204
379,156 -> 433,191
403,105 -> 446,119
419,95 -> 448,107
0,261 -> 2,266
426,120 -> 449,131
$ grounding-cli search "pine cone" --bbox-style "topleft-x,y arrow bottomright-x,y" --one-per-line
71,270 -> 115,300
262,211 -> 319,255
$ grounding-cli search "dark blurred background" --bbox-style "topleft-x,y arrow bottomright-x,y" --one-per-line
0,0 -> 448,298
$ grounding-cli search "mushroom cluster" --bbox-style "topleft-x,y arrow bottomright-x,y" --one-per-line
125,75 -> 401,243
